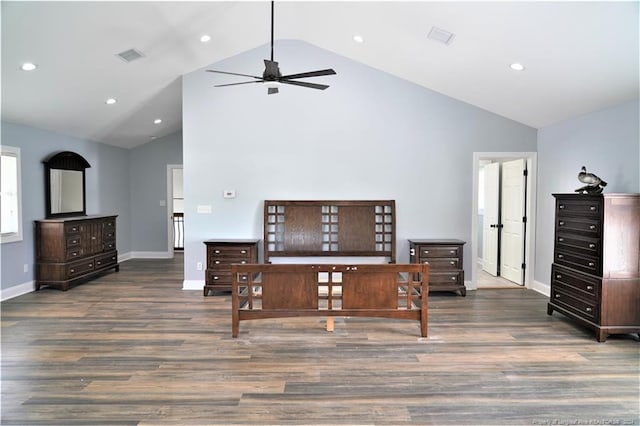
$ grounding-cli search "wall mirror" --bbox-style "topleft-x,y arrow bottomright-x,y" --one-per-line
43,151 -> 90,218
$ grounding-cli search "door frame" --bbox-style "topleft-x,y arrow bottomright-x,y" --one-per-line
166,164 -> 183,257
471,152 -> 537,290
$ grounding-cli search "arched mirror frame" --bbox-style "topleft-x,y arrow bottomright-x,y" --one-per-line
43,151 -> 91,218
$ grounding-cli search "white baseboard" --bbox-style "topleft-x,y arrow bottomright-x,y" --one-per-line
531,279 -> 550,297
129,251 -> 172,259
1,280 -> 35,302
183,279 -> 204,291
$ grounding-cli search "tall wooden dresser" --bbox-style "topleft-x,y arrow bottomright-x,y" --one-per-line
547,194 -> 640,342
204,239 -> 259,296
35,215 -> 119,291
409,239 -> 466,296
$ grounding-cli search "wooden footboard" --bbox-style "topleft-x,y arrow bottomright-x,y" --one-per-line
231,263 -> 429,337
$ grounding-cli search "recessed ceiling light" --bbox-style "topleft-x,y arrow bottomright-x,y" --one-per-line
353,35 -> 364,43
200,35 -> 211,43
510,63 -> 525,71
154,119 -> 162,124
20,62 -> 37,71
105,98 -> 117,105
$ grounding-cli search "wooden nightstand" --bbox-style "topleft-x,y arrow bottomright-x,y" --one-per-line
203,239 -> 259,296
409,239 -> 466,296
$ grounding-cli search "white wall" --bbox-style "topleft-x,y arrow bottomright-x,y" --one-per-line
182,40 -> 537,285
534,100 -> 640,293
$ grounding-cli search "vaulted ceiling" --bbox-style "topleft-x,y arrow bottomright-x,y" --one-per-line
2,1 -> 638,149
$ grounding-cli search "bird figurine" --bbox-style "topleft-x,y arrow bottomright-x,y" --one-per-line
575,166 -> 607,194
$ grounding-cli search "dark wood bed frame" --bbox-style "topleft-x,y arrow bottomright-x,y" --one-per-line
263,200 -> 396,263
231,263 -> 429,337
230,200 -> 430,337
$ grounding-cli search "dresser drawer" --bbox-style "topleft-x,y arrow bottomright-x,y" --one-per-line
555,250 -> 600,275
556,217 -> 601,236
551,286 -> 599,322
66,247 -> 84,260
104,229 -> 116,241
95,251 -> 118,269
556,233 -> 600,256
104,240 -> 116,251
66,235 -> 82,248
64,223 -> 81,234
556,198 -> 603,217
551,264 -> 600,299
67,258 -> 95,278
421,257 -> 461,270
417,246 -> 460,258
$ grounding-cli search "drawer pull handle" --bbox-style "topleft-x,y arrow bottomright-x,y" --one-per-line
215,250 -> 220,254
586,285 -> 593,291
410,248 -> 415,256
240,250 -> 247,254
589,225 -> 596,230
92,236 -> 96,240
558,238 -> 564,242
555,294 -> 560,298
585,307 -> 592,312
589,206 -> 596,211
112,257 -> 116,260
588,243 -> 595,248
241,261 -> 246,264
424,250 -> 429,254
557,254 -> 564,259
559,221 -> 565,226
588,262 -> 595,267
559,204 -> 565,209
73,253 -> 78,256
97,261 -> 102,265
70,269 -> 75,273
215,261 -> 220,264
89,264 -> 93,267
450,261 -> 455,265
556,274 -> 562,279
213,276 -> 219,280
451,277 -> 457,281
449,250 -> 455,254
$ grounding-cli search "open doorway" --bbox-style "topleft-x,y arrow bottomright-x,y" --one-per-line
166,164 -> 184,257
471,152 -> 537,290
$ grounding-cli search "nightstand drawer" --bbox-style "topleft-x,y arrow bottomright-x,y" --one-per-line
421,257 -> 460,270
418,246 -> 460,258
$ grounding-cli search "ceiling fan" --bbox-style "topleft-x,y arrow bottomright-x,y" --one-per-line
206,1 -> 336,95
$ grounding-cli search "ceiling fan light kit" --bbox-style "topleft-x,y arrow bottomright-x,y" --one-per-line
206,1 -> 336,95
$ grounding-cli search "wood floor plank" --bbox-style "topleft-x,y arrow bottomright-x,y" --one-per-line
2,254 -> 638,425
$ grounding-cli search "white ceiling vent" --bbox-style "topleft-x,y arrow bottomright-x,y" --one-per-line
427,27 -> 455,45
115,48 -> 145,63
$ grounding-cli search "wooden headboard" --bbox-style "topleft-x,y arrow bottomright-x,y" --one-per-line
263,200 -> 396,263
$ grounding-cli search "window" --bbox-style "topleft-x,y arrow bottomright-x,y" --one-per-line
1,146 -> 23,243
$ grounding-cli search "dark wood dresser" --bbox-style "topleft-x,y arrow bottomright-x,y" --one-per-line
35,215 -> 119,291
204,239 -> 259,296
409,239 -> 466,296
548,193 -> 640,342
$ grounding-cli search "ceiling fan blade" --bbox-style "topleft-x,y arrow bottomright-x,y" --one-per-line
206,69 -> 262,80
279,80 -> 329,91
214,80 -> 264,88
268,87 -> 279,95
281,69 -> 336,80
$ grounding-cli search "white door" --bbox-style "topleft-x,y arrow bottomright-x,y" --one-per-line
482,162 -> 500,276
500,159 -> 526,285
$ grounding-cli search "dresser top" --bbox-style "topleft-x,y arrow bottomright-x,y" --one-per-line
408,239 -> 466,245
36,214 -> 118,223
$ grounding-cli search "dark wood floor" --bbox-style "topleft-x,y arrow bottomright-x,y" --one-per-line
2,254 -> 638,425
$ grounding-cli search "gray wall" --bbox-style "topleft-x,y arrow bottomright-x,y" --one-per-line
534,100 -> 640,289
0,121 -> 131,292
182,40 -> 538,283
129,131 -> 183,254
